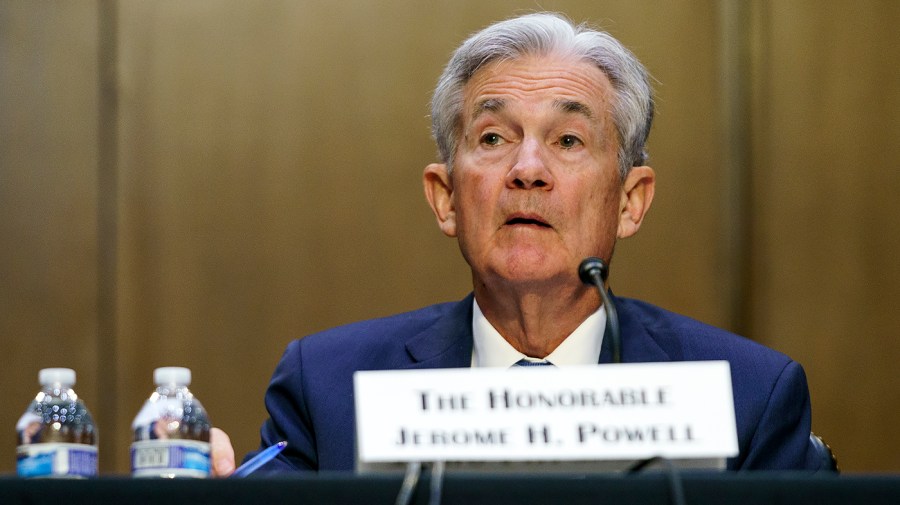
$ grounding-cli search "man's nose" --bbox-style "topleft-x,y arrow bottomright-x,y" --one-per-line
505,138 -> 554,190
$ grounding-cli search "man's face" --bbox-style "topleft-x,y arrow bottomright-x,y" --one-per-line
425,54 -> 651,290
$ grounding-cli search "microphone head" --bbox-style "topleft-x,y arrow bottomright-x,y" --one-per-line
578,257 -> 609,285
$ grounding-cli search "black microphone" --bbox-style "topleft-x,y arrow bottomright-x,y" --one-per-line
578,257 -> 622,364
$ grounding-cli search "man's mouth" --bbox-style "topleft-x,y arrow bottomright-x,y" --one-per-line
505,215 -> 552,228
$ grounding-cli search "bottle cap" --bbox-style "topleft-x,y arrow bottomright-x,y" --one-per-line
39,368 -> 76,387
154,366 -> 192,386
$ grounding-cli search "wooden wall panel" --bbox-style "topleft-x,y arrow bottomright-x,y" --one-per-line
0,2 -> 102,473
112,0 -> 472,472
750,0 -> 900,471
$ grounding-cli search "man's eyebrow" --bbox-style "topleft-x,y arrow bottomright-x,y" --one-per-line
472,98 -> 506,121
554,99 -> 595,120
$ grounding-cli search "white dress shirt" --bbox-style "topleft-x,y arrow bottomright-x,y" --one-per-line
471,297 -> 606,368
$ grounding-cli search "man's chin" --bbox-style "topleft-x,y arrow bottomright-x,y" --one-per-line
483,259 -> 573,287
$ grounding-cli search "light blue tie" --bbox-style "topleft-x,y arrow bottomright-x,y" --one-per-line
513,358 -> 554,367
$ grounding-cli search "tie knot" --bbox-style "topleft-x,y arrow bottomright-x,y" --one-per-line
514,358 -> 554,367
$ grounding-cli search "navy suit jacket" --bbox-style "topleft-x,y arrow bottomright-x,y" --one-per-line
249,294 -> 821,471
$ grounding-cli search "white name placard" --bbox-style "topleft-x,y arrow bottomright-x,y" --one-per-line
354,361 -> 738,469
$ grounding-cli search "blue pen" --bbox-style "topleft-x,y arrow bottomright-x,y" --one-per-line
231,441 -> 288,478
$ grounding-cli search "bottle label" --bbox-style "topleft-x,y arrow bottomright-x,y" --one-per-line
131,439 -> 211,478
16,443 -> 98,478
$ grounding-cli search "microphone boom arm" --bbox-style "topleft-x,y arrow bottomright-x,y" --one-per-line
578,257 -> 622,364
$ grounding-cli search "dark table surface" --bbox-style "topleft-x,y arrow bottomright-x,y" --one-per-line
2,471 -> 899,505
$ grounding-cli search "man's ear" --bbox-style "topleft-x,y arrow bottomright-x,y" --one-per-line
617,165 -> 655,239
423,163 -> 458,237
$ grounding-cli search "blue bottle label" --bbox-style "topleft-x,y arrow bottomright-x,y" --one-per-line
17,443 -> 98,478
131,439 -> 210,478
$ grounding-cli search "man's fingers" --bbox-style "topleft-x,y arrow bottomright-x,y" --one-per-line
210,427 -> 236,477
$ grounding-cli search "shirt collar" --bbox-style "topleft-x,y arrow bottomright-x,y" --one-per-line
471,297 -> 605,368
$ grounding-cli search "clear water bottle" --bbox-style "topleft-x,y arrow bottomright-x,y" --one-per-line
16,368 -> 99,478
131,366 -> 212,478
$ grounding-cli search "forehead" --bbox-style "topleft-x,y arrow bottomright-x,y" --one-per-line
462,54 -> 615,122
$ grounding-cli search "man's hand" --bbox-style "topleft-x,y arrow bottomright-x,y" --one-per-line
210,427 -> 236,477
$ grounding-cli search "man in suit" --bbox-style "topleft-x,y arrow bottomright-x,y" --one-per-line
211,12 -> 822,474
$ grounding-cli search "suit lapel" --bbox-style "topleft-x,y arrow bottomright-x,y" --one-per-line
403,293 -> 474,369
599,293 -> 672,364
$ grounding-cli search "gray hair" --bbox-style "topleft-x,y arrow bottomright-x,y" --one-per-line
431,12 -> 654,179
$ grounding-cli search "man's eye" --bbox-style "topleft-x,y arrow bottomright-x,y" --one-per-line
481,133 -> 503,146
559,135 -> 582,149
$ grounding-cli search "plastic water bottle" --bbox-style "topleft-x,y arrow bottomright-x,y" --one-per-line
16,368 -> 99,478
131,366 -> 212,478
